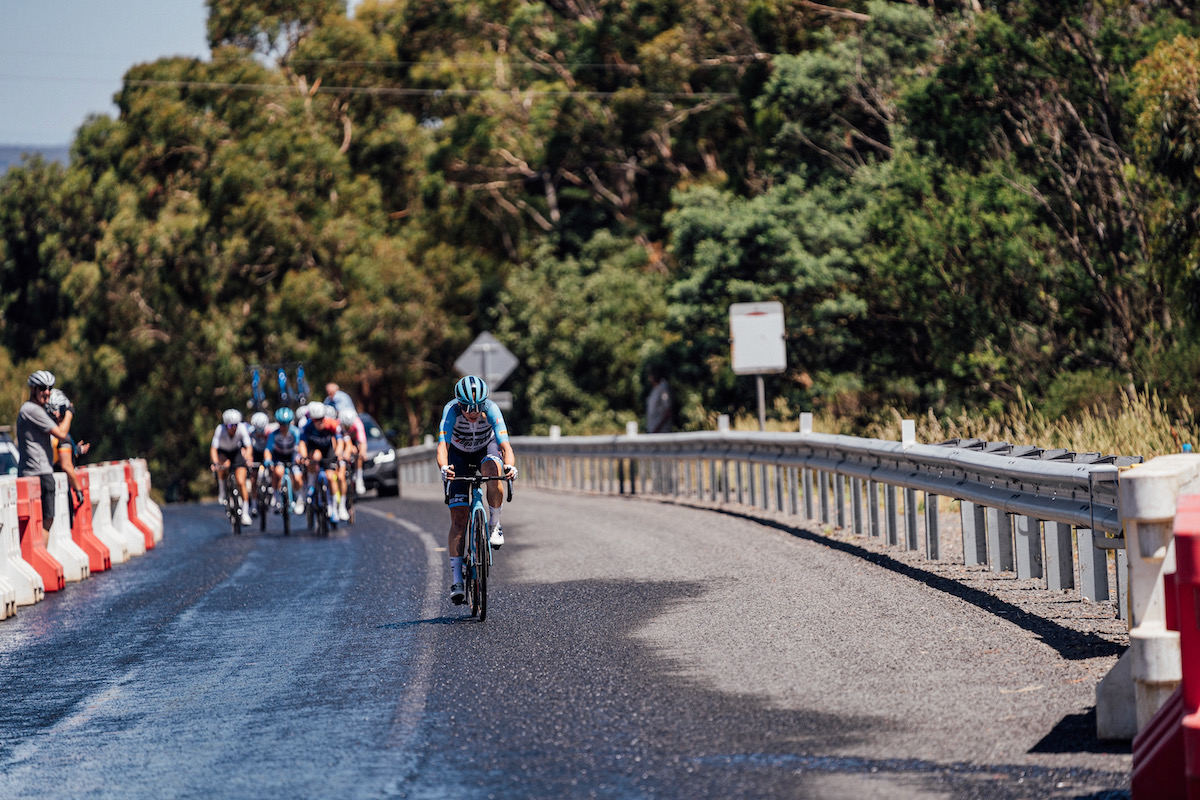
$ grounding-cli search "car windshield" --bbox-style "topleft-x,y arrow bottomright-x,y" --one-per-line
358,414 -> 385,440
0,449 -> 16,476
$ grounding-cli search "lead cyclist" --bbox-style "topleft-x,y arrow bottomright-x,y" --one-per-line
435,375 -> 518,605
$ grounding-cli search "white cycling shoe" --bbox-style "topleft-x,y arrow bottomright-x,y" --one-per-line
293,500 -> 306,516
489,526 -> 504,549
355,476 -> 367,495
240,508 -> 252,526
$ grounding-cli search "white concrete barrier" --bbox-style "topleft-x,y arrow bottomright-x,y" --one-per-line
1096,454 -> 1200,739
130,459 -> 162,543
106,464 -> 145,557
0,476 -> 43,606
47,473 -> 89,582
86,467 -> 129,565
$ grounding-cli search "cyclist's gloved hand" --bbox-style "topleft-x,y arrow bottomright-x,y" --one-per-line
210,463 -> 219,473
72,487 -> 84,507
504,464 -> 519,481
440,464 -> 454,481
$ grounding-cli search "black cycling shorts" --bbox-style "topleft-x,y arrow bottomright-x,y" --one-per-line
217,448 -> 247,469
445,444 -> 502,508
39,473 -> 56,524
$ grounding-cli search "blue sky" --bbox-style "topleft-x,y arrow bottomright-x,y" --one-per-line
0,1 -> 211,145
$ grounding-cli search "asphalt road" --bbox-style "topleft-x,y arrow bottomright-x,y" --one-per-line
0,484 -> 1131,799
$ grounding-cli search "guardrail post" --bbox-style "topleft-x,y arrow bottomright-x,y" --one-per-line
851,478 -> 864,535
788,467 -> 799,515
868,480 -> 880,537
884,484 -> 898,545
836,475 -> 847,529
759,463 -> 769,510
961,501 -> 988,565
1045,521 -> 1075,591
986,507 -> 1015,572
819,471 -> 830,524
803,469 -> 815,519
925,494 -> 940,559
1015,516 -> 1044,580
1117,549 -> 1129,622
1076,529 -> 1110,602
774,465 -> 783,512
904,488 -> 918,550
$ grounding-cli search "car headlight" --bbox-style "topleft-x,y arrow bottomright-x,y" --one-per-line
374,449 -> 396,465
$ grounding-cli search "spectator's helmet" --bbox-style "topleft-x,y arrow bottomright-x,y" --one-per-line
250,412 -> 269,431
222,408 -> 243,427
46,389 -> 69,419
338,409 -> 358,427
309,403 -> 327,420
275,407 -> 295,424
455,375 -> 488,412
27,370 -> 55,389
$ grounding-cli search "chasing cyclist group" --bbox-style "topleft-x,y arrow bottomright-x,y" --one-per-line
209,375 -> 517,606
210,389 -> 368,528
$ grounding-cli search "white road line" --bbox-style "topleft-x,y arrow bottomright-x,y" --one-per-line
357,508 -> 444,768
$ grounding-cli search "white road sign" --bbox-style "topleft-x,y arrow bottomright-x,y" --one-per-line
454,332 -> 520,388
730,302 -> 786,375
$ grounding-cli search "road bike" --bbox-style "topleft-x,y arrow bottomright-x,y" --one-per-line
216,468 -> 245,535
253,461 -> 272,533
340,458 -> 357,525
444,473 -> 512,621
303,459 -> 336,537
276,461 -> 301,537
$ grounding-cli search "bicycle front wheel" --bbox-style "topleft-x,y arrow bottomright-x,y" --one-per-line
468,506 -> 489,620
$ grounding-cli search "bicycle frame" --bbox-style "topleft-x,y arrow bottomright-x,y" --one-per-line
444,473 -> 513,620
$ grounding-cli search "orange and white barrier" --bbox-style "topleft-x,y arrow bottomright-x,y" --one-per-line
16,476 -> 64,592
0,477 -> 44,606
104,464 -> 146,556
0,460 -> 165,619
72,469 -> 110,573
47,473 -> 89,582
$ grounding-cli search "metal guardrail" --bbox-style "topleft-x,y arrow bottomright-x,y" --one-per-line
396,419 -> 1140,615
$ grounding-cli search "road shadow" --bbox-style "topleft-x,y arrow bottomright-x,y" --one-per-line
699,505 -> 1123,661
1029,708 -> 1132,756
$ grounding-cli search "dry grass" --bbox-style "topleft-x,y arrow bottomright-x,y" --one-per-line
729,390 -> 1198,460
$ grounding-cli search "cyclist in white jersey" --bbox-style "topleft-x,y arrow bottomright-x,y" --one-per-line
210,408 -> 254,526
435,375 -> 517,605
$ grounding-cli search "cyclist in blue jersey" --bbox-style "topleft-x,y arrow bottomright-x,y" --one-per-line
435,375 -> 517,605
266,407 -> 303,514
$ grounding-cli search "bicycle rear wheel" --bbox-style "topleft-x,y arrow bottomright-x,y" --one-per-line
258,471 -> 268,533
281,475 -> 292,537
228,477 -> 242,536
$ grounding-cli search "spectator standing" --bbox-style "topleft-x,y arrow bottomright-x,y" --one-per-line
324,382 -> 357,417
16,371 -> 73,543
47,389 -> 89,522
645,369 -> 673,434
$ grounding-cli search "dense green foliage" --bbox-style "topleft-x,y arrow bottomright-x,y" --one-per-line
2,0 -> 1200,496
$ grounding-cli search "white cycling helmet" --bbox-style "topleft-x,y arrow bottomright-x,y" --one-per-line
27,370 -> 55,389
309,403 -> 327,420
222,408 -> 243,426
46,389 -> 70,417
250,411 -> 270,430
338,408 -> 358,426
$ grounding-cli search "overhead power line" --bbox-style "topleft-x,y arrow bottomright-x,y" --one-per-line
124,78 -> 740,101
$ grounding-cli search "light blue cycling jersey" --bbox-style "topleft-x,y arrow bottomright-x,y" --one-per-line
438,399 -> 509,453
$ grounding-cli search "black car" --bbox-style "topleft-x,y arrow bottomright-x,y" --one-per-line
357,413 -> 399,496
